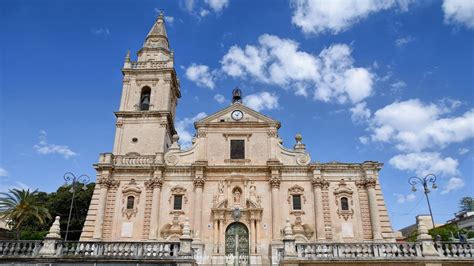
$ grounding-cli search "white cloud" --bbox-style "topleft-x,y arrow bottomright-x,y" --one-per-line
389,152 -> 459,177
368,99 -> 474,152
0,168 -> 7,177
350,102 -> 371,123
359,136 -> 369,145
243,91 -> 279,112
91,28 -> 110,36
441,176 -> 465,194
442,0 -> 474,29
391,80 -> 407,89
33,130 -> 77,159
458,147 -> 469,155
176,112 -> 207,148
395,36 -> 414,47
165,16 -> 175,25
290,0 -> 413,35
204,0 -> 229,12
214,94 -> 227,104
200,9 -> 210,17
221,34 -> 374,104
185,64 -> 216,89
394,193 -> 416,203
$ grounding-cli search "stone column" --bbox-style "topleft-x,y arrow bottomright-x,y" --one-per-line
365,178 -> 382,240
93,173 -> 117,239
250,218 -> 257,254
213,219 -> 219,253
146,175 -> 163,239
193,176 -> 205,239
311,176 -> 328,240
270,176 -> 281,240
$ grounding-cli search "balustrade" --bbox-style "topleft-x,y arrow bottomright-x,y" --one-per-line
113,155 -> 155,166
0,241 -> 42,257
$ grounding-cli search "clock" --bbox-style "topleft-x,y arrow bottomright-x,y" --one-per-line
231,110 -> 243,121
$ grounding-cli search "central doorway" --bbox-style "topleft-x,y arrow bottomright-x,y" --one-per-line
225,222 -> 249,265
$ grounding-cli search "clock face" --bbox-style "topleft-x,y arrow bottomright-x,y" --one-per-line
231,110 -> 243,121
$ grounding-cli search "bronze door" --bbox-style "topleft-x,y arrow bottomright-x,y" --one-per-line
225,222 -> 249,265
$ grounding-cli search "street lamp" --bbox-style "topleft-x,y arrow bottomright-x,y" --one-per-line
63,172 -> 90,241
408,174 -> 438,228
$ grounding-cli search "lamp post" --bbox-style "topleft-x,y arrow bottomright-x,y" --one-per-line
408,174 -> 438,228
63,172 -> 90,241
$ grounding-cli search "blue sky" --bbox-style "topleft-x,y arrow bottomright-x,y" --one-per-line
1,0 -> 473,230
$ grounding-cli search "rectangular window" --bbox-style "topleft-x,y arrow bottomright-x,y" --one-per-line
230,140 -> 245,159
173,195 -> 183,210
292,195 -> 302,210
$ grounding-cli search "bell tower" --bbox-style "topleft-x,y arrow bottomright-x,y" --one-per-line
113,13 -> 180,155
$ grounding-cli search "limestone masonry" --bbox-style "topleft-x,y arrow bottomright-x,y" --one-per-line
80,13 -> 395,265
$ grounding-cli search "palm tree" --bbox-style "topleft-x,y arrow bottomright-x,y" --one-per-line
0,189 -> 51,239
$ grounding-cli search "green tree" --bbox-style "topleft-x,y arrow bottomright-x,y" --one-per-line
459,197 -> 474,212
0,189 -> 51,239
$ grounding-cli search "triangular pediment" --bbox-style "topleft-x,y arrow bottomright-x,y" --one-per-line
194,103 -> 280,129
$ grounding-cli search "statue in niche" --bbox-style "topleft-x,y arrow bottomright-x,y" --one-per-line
233,190 -> 241,205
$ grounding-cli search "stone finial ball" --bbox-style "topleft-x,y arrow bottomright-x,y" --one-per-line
295,133 -> 303,143
172,134 -> 179,142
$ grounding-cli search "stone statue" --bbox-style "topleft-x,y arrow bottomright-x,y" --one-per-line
233,190 -> 241,204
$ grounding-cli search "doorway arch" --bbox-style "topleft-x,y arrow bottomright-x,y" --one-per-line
225,222 -> 249,265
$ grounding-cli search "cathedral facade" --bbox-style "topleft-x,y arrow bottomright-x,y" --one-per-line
80,14 -> 395,265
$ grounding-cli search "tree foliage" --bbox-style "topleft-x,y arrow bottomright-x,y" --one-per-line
0,189 -> 52,239
3,183 -> 95,240
459,197 -> 474,212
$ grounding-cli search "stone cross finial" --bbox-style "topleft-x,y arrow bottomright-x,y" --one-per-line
45,216 -> 61,239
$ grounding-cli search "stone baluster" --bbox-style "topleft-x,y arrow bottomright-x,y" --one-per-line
145,171 -> 163,240
93,171 -> 118,239
311,172 -> 328,240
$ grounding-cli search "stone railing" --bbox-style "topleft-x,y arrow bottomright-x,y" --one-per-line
58,241 -> 180,258
113,155 -> 156,167
130,61 -> 169,69
279,242 -> 473,263
0,240 -> 196,265
435,242 -> 473,258
0,241 -> 42,257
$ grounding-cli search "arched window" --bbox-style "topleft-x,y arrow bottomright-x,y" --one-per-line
126,196 -> 135,209
341,197 -> 349,211
139,87 -> 151,111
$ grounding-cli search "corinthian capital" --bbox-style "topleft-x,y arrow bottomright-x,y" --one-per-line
193,177 -> 206,188
145,178 -> 163,189
269,177 -> 281,188
97,177 -> 119,189
356,177 -> 377,189
311,177 -> 329,189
